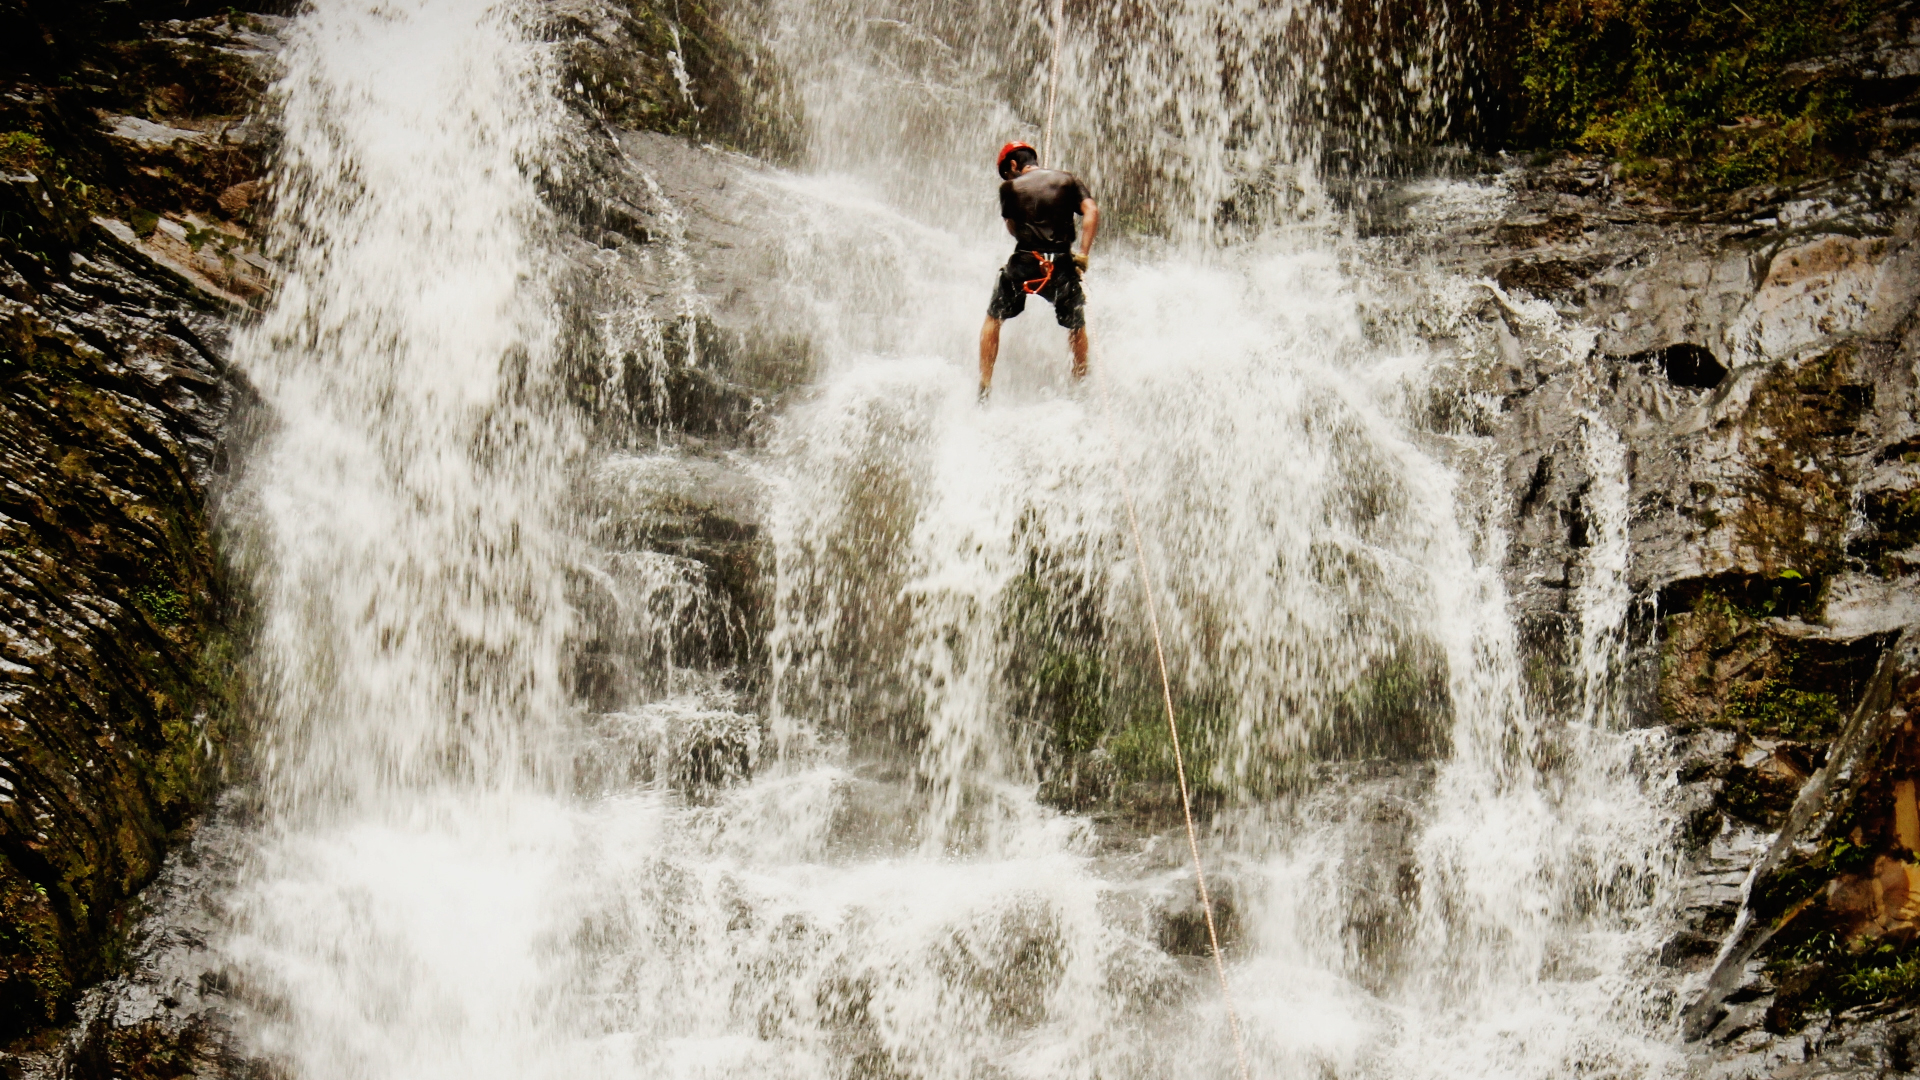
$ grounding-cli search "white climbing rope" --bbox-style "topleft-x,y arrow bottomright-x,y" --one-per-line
1093,352 -> 1253,1080
1042,0 -> 1064,165
1043,9 -> 1253,1068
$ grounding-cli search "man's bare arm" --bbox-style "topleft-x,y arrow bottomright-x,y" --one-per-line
1077,197 -> 1100,256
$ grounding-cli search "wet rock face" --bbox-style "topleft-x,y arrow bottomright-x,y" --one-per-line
1407,141 -> 1920,1065
549,0 -> 801,163
1439,154 -> 1920,607
53,805 -> 259,1080
0,0 -> 283,1043
1411,147 -> 1920,721
0,236 -> 244,1036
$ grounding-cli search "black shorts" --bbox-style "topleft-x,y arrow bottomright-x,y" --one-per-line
987,250 -> 1085,330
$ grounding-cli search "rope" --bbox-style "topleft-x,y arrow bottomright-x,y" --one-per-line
1037,10 -> 1251,1074
1093,357 -> 1252,1080
1042,0 -> 1064,165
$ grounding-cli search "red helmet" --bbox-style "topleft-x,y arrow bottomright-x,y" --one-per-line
997,141 -> 1036,178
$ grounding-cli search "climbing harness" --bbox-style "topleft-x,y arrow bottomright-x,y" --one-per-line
1041,7 -> 1254,1078
1021,252 -> 1058,295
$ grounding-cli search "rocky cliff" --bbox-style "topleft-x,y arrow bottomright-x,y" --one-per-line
0,0 -> 280,1044
1392,132 -> 1920,1080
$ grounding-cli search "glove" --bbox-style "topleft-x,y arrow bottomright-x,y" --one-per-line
1071,252 -> 1089,273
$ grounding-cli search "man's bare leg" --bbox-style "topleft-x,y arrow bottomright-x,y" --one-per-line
1069,326 -> 1089,380
979,316 -> 1003,399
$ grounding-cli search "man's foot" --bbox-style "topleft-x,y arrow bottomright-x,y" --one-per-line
978,382 -> 992,404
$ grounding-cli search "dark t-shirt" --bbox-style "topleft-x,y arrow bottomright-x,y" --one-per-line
999,168 -> 1090,253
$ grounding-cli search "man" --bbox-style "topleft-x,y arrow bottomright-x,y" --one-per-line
978,141 -> 1099,401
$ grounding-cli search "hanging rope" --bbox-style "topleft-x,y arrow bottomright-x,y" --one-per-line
1042,0 -> 1064,165
1040,7 -> 1252,1074
1093,358 -> 1253,1080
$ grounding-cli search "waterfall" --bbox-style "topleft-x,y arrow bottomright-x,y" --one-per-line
210,0 -> 1690,1076
220,0 -> 583,1073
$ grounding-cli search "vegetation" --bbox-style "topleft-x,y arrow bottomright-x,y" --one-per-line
1768,927 -> 1920,1028
1000,548 -> 1238,808
0,869 -> 70,1030
1005,544 -> 1446,811
1752,838 -> 1875,922
134,581 -> 190,627
0,131 -> 50,172
1727,672 -> 1843,741
1510,0 -> 1887,196
1002,569 -> 1107,767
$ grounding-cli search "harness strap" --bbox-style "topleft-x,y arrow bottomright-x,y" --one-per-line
1021,252 -> 1056,295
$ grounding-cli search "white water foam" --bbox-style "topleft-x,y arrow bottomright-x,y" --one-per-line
220,0 -> 583,1074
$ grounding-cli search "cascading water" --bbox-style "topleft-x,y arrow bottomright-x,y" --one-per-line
212,0 -> 1697,1076
220,0 -> 583,1073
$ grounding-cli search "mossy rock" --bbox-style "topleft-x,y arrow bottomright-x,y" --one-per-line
0,861 -> 71,1034
0,194 -> 245,1045
553,0 -> 802,162
1509,0 -> 1894,199
1659,597 -> 1883,735
1006,523 -> 1450,815
1731,347 -> 1871,585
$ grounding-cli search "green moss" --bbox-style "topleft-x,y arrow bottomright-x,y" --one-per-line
1668,590 -> 1847,738
0,131 -> 52,173
1728,677 -> 1842,740
1688,576 -> 1821,623
1514,0 -> 1882,196
0,861 -> 72,1038
1728,348 -> 1865,589
0,343 -> 80,383
134,583 -> 188,626
1000,542 -> 1237,801
1003,571 -> 1107,763
1103,696 -> 1230,794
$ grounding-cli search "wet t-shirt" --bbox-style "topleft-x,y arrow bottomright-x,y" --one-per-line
999,168 -> 1090,253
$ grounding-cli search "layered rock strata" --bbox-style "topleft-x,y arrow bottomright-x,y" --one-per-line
0,4 -> 280,1041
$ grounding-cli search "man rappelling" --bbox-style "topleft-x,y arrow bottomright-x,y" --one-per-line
978,141 -> 1099,401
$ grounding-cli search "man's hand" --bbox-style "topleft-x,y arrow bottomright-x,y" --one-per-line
1071,251 -> 1089,273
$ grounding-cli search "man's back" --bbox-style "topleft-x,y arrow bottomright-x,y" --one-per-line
1000,168 -> 1088,253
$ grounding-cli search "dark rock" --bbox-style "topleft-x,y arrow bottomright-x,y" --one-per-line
0,235 -> 248,1037
1662,927 -> 1725,969
547,0 -> 800,162
1682,626 -> 1920,1039
0,0 -> 281,1046
1636,343 -> 1729,391
0,801 -> 267,1080
1154,880 -> 1238,959
1495,254 -> 1611,301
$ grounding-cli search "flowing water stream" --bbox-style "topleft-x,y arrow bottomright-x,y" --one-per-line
218,0 -> 1693,1076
